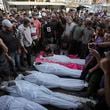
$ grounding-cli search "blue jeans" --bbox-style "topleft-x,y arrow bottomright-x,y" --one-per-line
10,51 -> 21,69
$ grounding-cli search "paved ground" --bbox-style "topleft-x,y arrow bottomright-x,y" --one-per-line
0,55 -> 95,110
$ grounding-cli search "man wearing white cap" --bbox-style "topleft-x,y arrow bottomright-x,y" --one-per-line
2,19 -> 13,30
0,19 -> 23,72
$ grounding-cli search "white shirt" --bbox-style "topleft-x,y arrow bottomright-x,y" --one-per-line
18,24 -> 33,47
63,22 -> 76,37
31,26 -> 38,40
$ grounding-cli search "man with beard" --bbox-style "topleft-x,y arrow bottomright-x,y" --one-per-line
0,19 -> 23,72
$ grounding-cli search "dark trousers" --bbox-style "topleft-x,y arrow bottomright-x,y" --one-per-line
87,69 -> 103,96
21,46 -> 32,67
80,43 -> 89,59
0,64 -> 11,81
95,99 -> 110,110
69,39 -> 82,55
0,55 -> 12,81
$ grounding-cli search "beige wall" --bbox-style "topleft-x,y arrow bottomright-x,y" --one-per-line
48,0 -> 65,2
93,0 -> 109,3
32,0 -> 44,1
107,0 -> 110,3
9,0 -> 45,1
9,0 -> 65,2
35,0 -> 65,2
66,0 -> 93,4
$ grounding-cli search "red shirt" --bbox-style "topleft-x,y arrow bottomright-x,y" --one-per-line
32,19 -> 41,36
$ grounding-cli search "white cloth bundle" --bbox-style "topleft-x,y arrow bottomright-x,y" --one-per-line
34,62 -> 82,78
16,71 -> 87,91
41,55 -> 85,65
0,95 -> 47,110
3,80 -> 82,109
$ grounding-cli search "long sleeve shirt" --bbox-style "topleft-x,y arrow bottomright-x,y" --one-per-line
18,24 -> 33,47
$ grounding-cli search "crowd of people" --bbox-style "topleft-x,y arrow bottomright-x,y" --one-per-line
0,8 -> 110,110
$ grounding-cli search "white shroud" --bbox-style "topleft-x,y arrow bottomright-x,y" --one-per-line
41,55 -> 85,65
16,71 -> 88,91
3,80 -> 82,109
0,95 -> 47,110
34,62 -> 82,78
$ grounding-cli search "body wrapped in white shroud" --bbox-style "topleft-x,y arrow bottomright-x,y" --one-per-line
0,95 -> 47,110
16,71 -> 87,91
41,55 -> 85,65
34,62 -> 82,78
3,80 -> 82,109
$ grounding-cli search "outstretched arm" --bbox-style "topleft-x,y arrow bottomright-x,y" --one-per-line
89,42 -> 110,48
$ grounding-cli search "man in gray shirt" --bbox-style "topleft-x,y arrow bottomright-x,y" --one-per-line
70,20 -> 83,56
80,20 -> 94,58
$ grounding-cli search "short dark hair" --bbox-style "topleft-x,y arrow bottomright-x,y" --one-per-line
23,18 -> 30,25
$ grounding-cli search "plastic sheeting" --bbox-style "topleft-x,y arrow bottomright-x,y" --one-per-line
2,80 -> 82,109
16,71 -> 88,91
34,62 -> 82,78
0,95 -> 47,110
40,55 -> 85,65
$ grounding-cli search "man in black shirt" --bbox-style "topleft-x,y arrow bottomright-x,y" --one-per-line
0,38 -> 11,81
0,19 -> 24,72
43,17 -> 55,44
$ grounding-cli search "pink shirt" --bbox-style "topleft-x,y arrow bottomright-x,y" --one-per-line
32,19 -> 41,36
